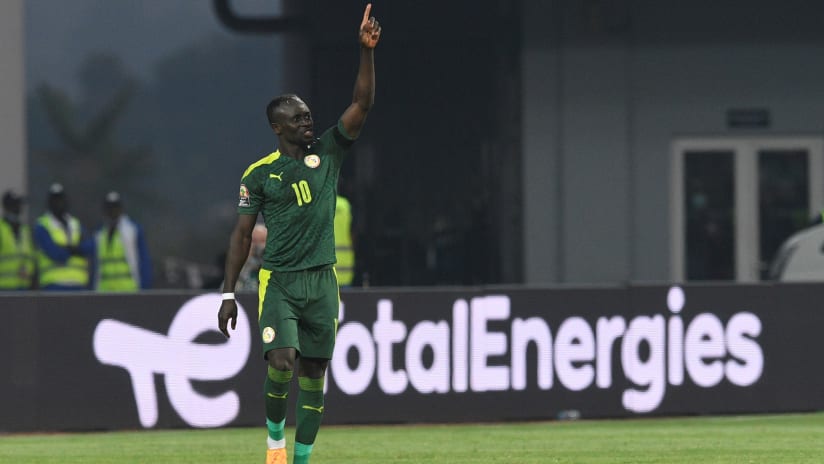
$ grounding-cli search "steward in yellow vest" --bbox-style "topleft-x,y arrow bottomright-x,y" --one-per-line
334,195 -> 355,286
94,191 -> 152,291
32,183 -> 94,290
0,190 -> 36,290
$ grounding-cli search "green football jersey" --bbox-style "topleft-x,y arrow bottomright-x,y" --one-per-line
237,121 -> 354,271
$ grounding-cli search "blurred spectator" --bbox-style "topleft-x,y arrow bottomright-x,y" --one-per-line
769,222 -> 824,281
235,223 -> 267,291
334,195 -> 355,286
33,183 -> 95,290
94,191 -> 152,291
0,190 -> 36,290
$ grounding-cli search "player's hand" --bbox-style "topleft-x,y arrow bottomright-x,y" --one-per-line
359,3 -> 381,49
218,300 -> 238,338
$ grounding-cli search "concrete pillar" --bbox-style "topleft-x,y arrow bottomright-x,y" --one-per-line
0,0 -> 26,197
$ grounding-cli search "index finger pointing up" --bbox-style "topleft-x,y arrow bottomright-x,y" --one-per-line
362,3 -> 372,25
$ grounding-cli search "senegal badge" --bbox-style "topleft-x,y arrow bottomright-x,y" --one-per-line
262,326 -> 276,344
304,154 -> 321,169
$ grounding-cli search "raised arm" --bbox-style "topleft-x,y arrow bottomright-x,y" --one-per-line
340,3 -> 382,139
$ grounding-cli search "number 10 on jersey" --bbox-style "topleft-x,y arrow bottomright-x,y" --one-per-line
291,180 -> 313,206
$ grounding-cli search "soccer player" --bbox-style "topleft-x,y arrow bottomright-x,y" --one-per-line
217,4 -> 381,464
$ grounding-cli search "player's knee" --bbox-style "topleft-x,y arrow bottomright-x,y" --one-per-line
268,356 -> 294,372
300,358 -> 329,378
266,348 -> 296,372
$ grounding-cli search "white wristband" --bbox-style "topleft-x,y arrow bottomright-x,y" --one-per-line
221,292 -> 235,301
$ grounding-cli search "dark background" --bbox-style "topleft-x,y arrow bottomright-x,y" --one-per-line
20,0 -> 824,288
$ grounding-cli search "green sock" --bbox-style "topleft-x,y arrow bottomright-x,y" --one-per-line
265,367 -> 292,446
294,376 -> 325,463
294,442 -> 314,464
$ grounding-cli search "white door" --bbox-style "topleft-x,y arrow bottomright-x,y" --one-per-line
671,137 -> 824,282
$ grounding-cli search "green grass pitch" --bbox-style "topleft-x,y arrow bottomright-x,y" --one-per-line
2,412 -> 823,463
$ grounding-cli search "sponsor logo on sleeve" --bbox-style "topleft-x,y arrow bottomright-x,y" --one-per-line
238,184 -> 250,207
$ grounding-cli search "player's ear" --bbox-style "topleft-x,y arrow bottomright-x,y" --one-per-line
270,122 -> 281,135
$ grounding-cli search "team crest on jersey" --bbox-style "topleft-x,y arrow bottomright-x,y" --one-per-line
304,154 -> 321,169
238,184 -> 250,207
262,326 -> 276,343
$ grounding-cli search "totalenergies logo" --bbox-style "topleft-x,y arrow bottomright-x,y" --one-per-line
93,294 -> 251,428
92,287 -> 764,429
329,286 -> 764,413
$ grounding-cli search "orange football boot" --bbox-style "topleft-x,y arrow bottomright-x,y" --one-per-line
266,447 -> 288,464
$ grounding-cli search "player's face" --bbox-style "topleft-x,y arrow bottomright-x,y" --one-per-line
274,100 -> 314,145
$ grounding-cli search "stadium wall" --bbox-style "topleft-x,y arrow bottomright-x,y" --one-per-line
1,283 -> 822,432
522,0 -> 824,285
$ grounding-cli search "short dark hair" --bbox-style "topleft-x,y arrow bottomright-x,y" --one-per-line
266,94 -> 301,124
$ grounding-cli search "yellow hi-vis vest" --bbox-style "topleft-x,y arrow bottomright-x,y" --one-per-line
95,228 -> 138,292
0,220 -> 35,290
36,214 -> 89,288
334,195 -> 355,286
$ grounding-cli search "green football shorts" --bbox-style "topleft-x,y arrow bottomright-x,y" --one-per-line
257,264 -> 340,359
